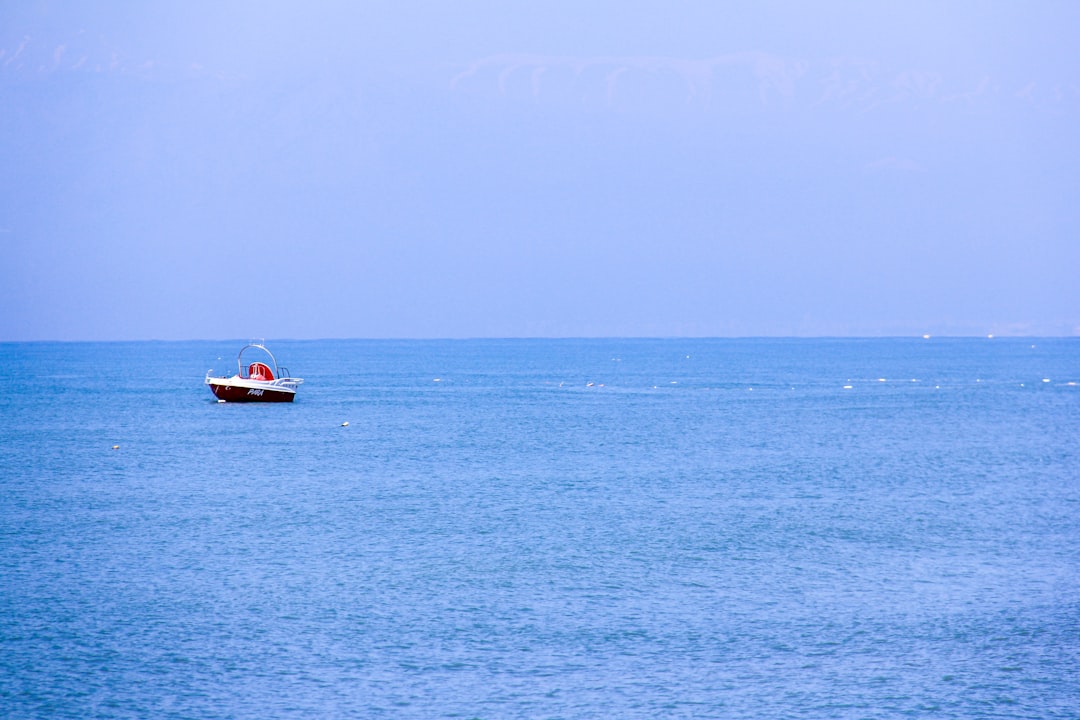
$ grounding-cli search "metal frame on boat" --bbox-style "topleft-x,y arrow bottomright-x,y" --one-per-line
205,343 -> 303,402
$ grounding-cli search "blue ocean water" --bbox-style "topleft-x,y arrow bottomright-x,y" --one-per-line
1,338 -> 1077,719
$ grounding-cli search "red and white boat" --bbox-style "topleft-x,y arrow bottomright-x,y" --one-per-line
205,343 -> 303,402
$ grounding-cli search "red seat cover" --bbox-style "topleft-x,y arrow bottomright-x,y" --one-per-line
248,362 -> 274,380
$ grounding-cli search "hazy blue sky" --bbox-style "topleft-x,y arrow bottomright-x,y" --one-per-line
2,1 -> 1077,340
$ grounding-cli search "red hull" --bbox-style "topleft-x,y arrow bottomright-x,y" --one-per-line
209,382 -> 295,402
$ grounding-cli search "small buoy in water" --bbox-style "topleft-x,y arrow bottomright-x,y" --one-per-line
111,445 -> 120,450
843,385 -> 853,390
341,421 -> 349,427
217,399 -> 226,403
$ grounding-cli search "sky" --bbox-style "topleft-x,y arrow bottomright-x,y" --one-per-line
1,1 -> 1077,340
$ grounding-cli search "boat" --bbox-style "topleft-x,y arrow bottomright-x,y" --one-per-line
205,343 -> 303,402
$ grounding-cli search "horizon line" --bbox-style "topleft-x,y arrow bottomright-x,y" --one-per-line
1,334 -> 1076,345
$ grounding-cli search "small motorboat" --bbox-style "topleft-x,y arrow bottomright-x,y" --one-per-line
205,343 -> 303,402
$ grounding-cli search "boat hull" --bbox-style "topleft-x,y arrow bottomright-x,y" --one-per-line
206,376 -> 297,402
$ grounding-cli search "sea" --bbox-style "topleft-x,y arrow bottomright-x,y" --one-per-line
1,338 -> 1077,719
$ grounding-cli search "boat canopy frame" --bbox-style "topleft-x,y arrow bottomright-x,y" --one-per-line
236,343 -> 293,380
